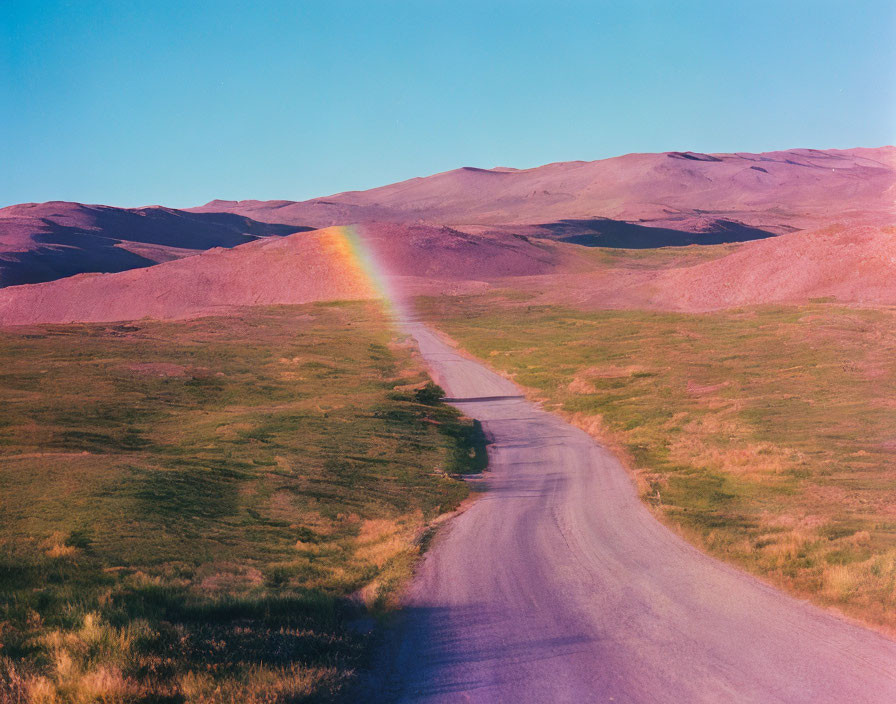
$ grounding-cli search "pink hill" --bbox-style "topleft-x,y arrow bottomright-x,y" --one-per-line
0,201 -> 303,287
2,220 -> 891,327
537,225 -> 896,311
190,147 -> 896,242
661,225 -> 896,310
0,223 -> 568,326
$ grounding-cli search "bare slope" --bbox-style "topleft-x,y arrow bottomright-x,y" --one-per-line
1,221 -> 892,326
537,224 -> 896,311
0,223 -> 567,326
0,201 -> 304,287
190,147 -> 896,242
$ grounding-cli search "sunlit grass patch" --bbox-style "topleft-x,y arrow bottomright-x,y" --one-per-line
0,301 -> 485,701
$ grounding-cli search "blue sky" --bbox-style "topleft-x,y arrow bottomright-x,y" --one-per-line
2,0 -> 894,208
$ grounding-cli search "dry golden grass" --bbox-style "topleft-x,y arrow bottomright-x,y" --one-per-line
822,550 -> 896,608
41,533 -> 79,559
176,663 -> 345,704
1,609 -> 349,703
352,513 -> 426,609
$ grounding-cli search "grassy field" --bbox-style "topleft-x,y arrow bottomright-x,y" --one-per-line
0,301 -> 484,703
420,293 -> 896,632
576,242 -> 743,269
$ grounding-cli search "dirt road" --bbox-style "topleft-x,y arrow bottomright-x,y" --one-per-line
372,322 -> 896,703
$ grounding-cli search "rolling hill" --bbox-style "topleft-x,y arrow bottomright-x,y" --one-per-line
0,223 -> 569,325
189,147 -> 896,241
0,201 -> 305,287
533,224 -> 896,311
0,147 -> 892,324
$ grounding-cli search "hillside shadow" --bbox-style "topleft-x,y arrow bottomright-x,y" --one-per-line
31,211 -> 308,250
0,233 -> 158,286
539,217 -> 779,248
0,212 -> 313,287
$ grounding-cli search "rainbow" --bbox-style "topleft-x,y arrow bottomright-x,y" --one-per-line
324,224 -> 413,324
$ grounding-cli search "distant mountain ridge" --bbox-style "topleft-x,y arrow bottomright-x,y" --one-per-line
189,147 -> 896,238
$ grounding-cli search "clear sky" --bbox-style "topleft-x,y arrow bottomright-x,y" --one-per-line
2,0 -> 894,209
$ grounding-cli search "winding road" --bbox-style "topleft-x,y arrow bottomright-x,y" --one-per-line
372,322 -> 896,703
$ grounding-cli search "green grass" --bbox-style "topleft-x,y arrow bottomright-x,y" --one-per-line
575,242 -> 743,270
419,294 -> 896,632
0,301 -> 484,702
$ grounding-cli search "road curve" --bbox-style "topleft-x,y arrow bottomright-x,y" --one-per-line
371,322 -> 896,703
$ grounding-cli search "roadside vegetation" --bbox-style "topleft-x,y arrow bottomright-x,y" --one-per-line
0,301 -> 483,703
420,293 -> 896,632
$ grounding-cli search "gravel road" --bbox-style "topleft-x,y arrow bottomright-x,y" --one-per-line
371,322 -> 896,703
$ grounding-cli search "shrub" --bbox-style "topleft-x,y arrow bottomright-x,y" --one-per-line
414,382 -> 445,405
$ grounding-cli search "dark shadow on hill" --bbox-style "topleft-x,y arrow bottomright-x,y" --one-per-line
29,210 -> 308,250
538,218 -> 779,248
0,239 -> 158,286
0,212 -> 314,287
